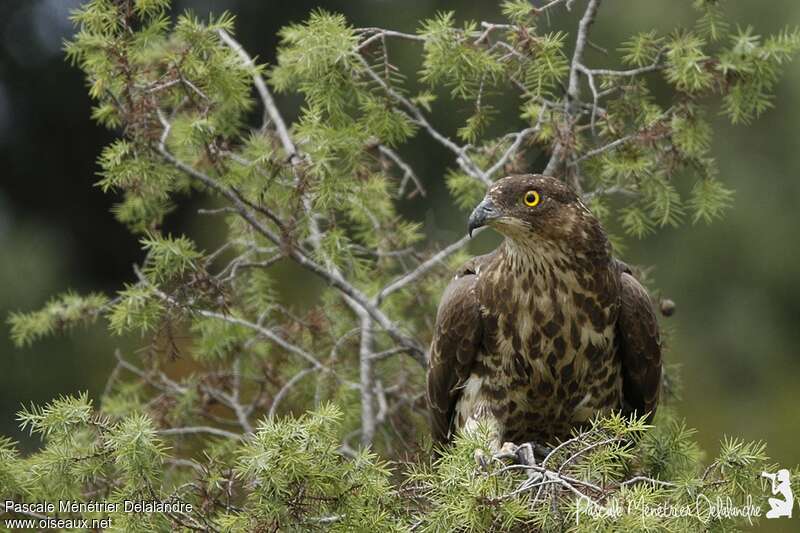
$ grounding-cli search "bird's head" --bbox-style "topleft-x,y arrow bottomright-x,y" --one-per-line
468,174 -> 588,244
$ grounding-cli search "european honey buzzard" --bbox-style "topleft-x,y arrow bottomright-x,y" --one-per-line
427,174 -> 662,450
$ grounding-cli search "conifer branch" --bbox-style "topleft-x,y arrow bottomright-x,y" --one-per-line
217,28 -> 298,159
356,54 -> 491,185
156,113 -> 425,364
6,4 -> 799,528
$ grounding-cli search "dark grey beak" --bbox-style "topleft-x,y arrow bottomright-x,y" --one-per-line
468,198 -> 500,238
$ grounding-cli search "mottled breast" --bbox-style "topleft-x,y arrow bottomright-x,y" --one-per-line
454,240 -> 622,444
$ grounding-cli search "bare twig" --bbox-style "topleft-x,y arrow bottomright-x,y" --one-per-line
356,29 -> 425,51
218,29 -> 298,162
568,131 -> 640,166
576,63 -> 600,134
196,310 -> 326,371
269,366 -> 319,418
114,349 -> 188,395
535,0 -> 571,12
359,313 -> 376,445
568,0 -> 601,108
584,50 -> 666,77
620,476 -> 677,488
485,126 -> 540,179
158,426 -> 243,440
156,113 -> 425,364
558,437 -> 620,474
543,0 -> 601,177
378,144 -> 426,197
377,234 -> 471,304
356,54 -> 490,185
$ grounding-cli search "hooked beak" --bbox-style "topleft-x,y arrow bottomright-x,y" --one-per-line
468,198 -> 501,238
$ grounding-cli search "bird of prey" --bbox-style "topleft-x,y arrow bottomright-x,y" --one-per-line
427,174 -> 661,450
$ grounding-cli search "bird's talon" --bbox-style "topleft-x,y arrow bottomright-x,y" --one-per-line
489,441 -> 519,462
474,448 -> 490,470
516,442 -> 536,467
499,441 -> 518,456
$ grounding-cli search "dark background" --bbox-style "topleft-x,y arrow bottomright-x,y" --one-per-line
1,0 -> 798,490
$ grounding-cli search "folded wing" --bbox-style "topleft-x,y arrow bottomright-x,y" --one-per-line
616,270 -> 662,422
426,255 -> 491,444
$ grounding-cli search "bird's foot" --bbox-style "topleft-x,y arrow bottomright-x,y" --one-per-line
474,441 -> 518,470
494,441 -> 553,465
487,441 -> 535,465
474,448 -> 490,470
531,442 -> 553,460
485,442 -> 542,482
476,441 -> 552,471
515,442 -> 536,467
497,441 -> 519,459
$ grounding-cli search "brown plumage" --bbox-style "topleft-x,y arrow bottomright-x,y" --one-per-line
427,174 -> 661,448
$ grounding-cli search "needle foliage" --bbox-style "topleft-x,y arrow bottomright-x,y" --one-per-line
3,0 -> 799,530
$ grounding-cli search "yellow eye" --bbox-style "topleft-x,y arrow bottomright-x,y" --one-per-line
523,190 -> 540,207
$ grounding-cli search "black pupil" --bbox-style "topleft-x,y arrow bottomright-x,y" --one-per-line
527,193 -> 535,203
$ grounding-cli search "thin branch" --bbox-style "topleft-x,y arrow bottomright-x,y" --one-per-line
269,366 -> 319,418
377,234 -> 471,304
196,309 -> 326,371
165,457 -> 205,472
180,76 -> 209,101
368,346 -> 408,361
356,54 -> 490,185
197,206 -> 238,216
156,113 -> 425,364
543,0 -> 601,176
568,0 -> 601,106
217,29 -> 298,162
585,51 -> 666,77
535,0 -> 572,12
358,314 -> 377,445
542,428 -> 598,469
475,22 -> 515,45
102,360 -> 122,399
620,476 -> 677,488
158,426 -> 243,440
356,29 -> 425,51
576,63 -> 599,134
490,459 -> 603,504
568,132 -> 638,166
114,349 -> 188,395
485,126 -> 540,179
378,144 -> 426,197
198,383 -> 255,434
558,437 -> 620,474
146,78 -> 181,93
586,39 -> 608,55
542,138 -> 565,177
